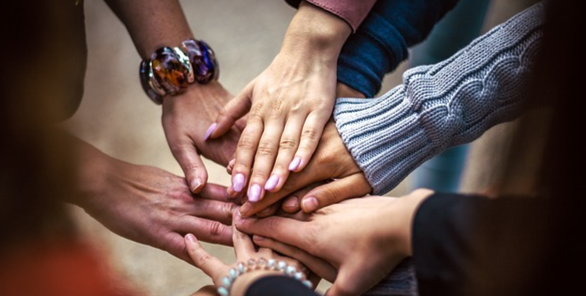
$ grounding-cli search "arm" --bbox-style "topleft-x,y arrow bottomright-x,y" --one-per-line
64,132 -> 236,263
338,0 -> 460,97
104,0 -> 243,193
334,3 -> 545,194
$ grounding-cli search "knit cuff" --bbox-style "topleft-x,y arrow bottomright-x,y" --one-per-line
335,2 -> 545,194
334,89 -> 440,195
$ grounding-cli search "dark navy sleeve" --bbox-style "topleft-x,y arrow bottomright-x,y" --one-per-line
337,0 -> 459,97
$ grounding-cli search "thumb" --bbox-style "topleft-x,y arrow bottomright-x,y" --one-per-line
169,141 -> 209,193
207,83 -> 253,140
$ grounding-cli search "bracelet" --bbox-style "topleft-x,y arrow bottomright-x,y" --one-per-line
217,258 -> 313,296
139,38 -> 219,105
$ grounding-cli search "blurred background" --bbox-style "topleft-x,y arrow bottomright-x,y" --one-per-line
65,0 -> 537,295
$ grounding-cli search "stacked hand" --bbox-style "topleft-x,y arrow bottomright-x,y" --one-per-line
235,190 -> 434,296
70,136 -> 237,264
162,81 -> 245,193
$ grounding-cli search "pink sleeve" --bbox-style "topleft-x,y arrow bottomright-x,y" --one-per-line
305,0 -> 377,32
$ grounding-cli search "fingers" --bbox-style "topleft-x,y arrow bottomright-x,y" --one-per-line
234,214 -> 312,252
253,235 -> 337,282
299,174 -> 371,213
289,111 -> 330,173
229,112 -> 264,195
207,84 -> 253,140
184,233 -> 227,283
169,143 -> 209,194
263,117 -> 305,192
246,117 -> 285,202
231,211 -> 256,259
176,217 -> 233,246
198,183 -> 232,202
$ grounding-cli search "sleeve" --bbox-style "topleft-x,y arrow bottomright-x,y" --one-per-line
284,0 -> 377,32
333,2 -> 544,194
412,193 -> 552,296
337,0 -> 460,97
244,276 -> 319,296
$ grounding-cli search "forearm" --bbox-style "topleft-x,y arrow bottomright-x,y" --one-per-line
334,3 -> 545,194
60,134 -> 118,208
104,0 -> 193,58
280,1 -> 351,67
337,0 -> 460,97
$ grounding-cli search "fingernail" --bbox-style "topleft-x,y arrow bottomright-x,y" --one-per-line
288,156 -> 301,171
190,178 -> 202,193
253,235 -> 265,241
248,184 -> 262,202
185,233 -> 196,242
203,122 -> 217,141
264,174 -> 280,191
239,202 -> 251,217
283,196 -> 299,209
233,173 -> 245,192
302,196 -> 318,212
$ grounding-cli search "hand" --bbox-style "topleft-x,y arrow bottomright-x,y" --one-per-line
235,190 -> 434,296
184,211 -> 332,295
206,2 -> 351,204
162,81 -> 245,193
70,138 -> 236,264
237,119 -> 372,217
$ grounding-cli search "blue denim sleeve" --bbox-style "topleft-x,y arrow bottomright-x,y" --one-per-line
337,0 -> 459,97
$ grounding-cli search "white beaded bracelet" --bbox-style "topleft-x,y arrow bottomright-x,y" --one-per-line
217,258 -> 313,296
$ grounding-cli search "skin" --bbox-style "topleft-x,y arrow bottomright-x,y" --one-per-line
234,189 -> 434,296
66,135 -> 237,264
184,211 -> 333,295
232,83 -> 371,217
105,0 -> 243,193
207,1 -> 353,203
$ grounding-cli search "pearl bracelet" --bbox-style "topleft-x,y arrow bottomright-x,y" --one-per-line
217,258 -> 313,296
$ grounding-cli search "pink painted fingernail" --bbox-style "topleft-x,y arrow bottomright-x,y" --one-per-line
248,184 -> 262,202
288,156 -> 301,171
264,174 -> 280,190
203,122 -> 217,141
232,173 -> 245,192
302,196 -> 318,212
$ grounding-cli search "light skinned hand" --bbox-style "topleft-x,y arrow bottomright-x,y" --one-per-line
222,82 -> 370,217
235,190 -> 434,296
70,137 -> 236,265
236,118 -> 372,217
206,2 -> 351,204
162,81 -> 245,194
184,211 -> 331,293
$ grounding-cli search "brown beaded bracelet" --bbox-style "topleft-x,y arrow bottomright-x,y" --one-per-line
139,39 -> 219,104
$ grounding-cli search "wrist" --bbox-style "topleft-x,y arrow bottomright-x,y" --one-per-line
217,259 -> 312,296
140,39 -> 219,105
281,1 -> 351,61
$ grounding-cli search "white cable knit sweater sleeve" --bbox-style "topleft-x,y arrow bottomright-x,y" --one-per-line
333,2 -> 545,195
